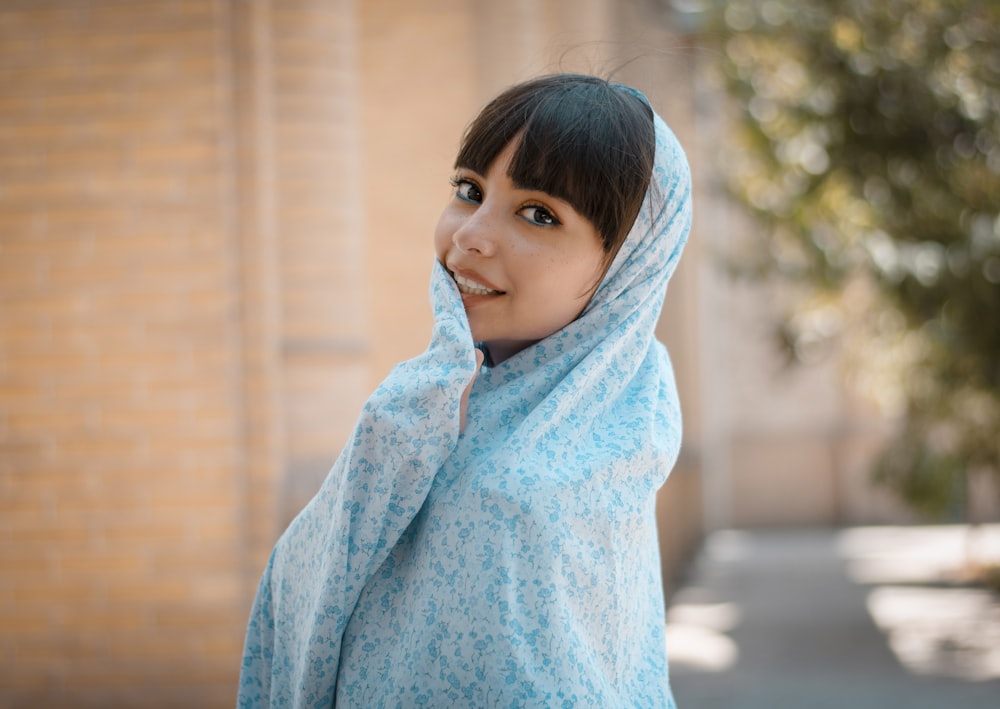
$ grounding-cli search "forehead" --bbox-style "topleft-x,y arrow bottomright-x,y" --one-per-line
466,140 -> 576,208
479,134 -> 566,195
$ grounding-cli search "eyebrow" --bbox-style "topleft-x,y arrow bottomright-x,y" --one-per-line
509,176 -> 552,194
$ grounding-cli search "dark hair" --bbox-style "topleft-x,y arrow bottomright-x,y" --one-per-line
456,74 -> 655,264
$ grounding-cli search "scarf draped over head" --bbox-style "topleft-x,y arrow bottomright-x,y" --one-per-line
238,103 -> 691,708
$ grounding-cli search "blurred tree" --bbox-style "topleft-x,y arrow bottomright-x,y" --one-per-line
702,0 -> 1000,519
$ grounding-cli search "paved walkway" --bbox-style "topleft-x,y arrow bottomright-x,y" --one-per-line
666,526 -> 1000,708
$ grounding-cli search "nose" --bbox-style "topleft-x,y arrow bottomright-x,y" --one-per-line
452,206 -> 497,257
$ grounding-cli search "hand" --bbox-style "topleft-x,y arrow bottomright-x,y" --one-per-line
459,348 -> 485,434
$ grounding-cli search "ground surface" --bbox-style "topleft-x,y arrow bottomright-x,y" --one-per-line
668,526 -> 1000,708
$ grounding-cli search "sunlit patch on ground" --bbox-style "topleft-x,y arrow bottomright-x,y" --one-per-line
838,525 -> 1000,586
665,599 -> 741,671
666,530 -> 748,672
866,586 -> 1000,680
838,525 -> 1000,681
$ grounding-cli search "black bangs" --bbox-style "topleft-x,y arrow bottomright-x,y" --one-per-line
454,75 -> 655,257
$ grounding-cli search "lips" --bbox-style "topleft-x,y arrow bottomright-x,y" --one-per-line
450,269 -> 504,296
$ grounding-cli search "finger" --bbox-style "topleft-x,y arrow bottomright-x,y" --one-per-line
459,348 -> 485,433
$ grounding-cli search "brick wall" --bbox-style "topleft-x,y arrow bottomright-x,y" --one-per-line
0,0 -> 314,704
0,1 -> 248,705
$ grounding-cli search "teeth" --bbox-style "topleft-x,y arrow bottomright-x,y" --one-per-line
453,273 -> 501,296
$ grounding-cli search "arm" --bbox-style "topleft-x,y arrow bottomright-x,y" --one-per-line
237,263 -> 477,707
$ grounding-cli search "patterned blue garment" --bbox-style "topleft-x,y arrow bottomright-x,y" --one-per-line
238,107 -> 691,708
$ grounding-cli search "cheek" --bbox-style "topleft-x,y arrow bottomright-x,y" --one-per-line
433,210 -> 453,259
544,250 -> 605,305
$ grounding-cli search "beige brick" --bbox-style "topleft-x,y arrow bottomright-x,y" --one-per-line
0,121 -> 93,153
55,550 -> 146,579
102,577 -> 192,604
81,170 -> 186,203
0,63 -> 88,97
0,150 -> 46,176
130,138 -> 220,172
39,31 -> 128,67
98,520 -> 186,547
40,204 -> 129,230
271,92 -> 350,119
0,462 -> 74,500
88,55 -> 221,93
39,88 -> 130,120
187,519 -> 240,550
125,81 -> 220,111
272,4 -> 347,41
151,547 -> 238,576
0,207 -> 45,233
274,35 -> 352,68
0,35 -> 38,69
272,63 -> 345,96
11,579 -> 99,605
47,485 -> 145,518
0,7 -> 86,41
0,549 -> 51,578
0,91 -> 39,121
0,172 -> 87,205
199,631 -> 245,661
0,490 -> 52,521
5,407 -> 95,436
0,268 -> 44,297
0,608 -> 49,634
16,633 -> 102,666
59,606 -> 146,634
85,0 -> 217,33
154,605 -> 233,633
42,143 -> 129,177
7,520 -> 95,549
0,666 -> 53,698
98,26 -> 217,59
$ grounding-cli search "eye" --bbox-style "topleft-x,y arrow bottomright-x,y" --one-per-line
518,205 -> 561,227
450,177 -> 483,204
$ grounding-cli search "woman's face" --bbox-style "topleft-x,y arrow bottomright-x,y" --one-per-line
435,140 -> 606,364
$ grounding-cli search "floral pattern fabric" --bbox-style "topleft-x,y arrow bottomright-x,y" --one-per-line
238,106 -> 691,708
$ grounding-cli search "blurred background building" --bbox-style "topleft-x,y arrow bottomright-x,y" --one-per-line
1,0 -> 992,707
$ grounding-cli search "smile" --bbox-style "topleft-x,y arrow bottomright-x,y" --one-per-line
453,272 -> 503,296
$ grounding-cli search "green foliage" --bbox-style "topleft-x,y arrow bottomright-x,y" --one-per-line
875,425 -> 968,520
704,0 -> 1000,517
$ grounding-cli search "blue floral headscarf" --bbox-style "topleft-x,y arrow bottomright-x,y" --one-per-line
239,99 -> 692,708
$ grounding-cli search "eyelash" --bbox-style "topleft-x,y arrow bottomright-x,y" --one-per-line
519,204 -> 560,227
448,176 -> 562,227
450,176 -> 482,204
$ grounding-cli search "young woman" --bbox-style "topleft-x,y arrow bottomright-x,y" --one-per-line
239,74 -> 692,707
